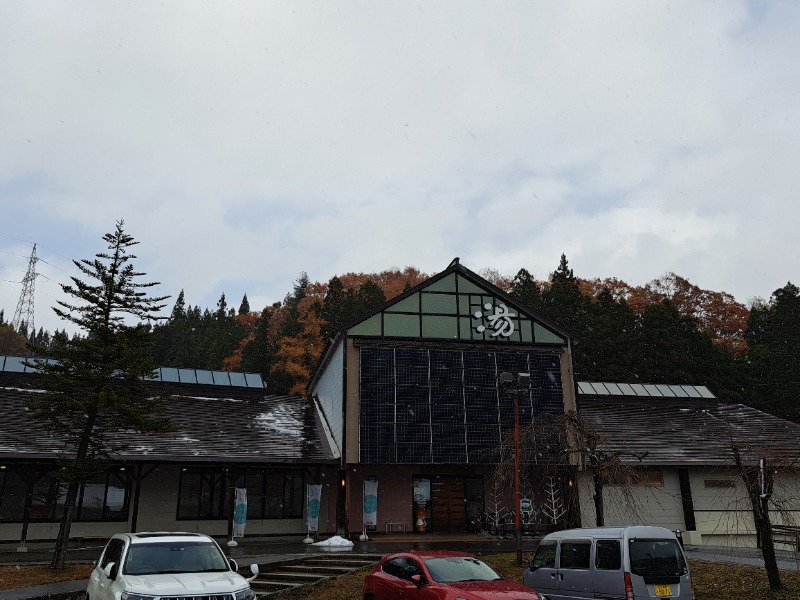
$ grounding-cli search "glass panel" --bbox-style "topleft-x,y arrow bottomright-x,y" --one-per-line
195,370 -> 214,385
656,384 -> 676,397
421,293 -> 457,314
229,372 -> 247,387
160,367 -> 180,382
455,276 -> 486,294
425,273 -> 456,292
212,371 -> 231,385
596,540 -> 621,570
264,471 -> 284,518
79,482 -> 107,521
560,542 -> 591,569
384,313 -> 420,337
284,469 -> 304,517
178,470 -> 201,519
244,373 -> 263,387
348,314 -> 382,336
0,469 -> 26,521
385,293 -> 420,313
177,368 -> 197,384
422,315 -> 458,339
4,357 -> 26,372
533,323 -> 565,344
246,471 -> 264,519
519,319 -> 533,343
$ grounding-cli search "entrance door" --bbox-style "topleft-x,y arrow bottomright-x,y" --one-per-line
431,476 -> 466,533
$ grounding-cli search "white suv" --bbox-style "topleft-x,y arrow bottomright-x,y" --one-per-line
87,532 -> 257,600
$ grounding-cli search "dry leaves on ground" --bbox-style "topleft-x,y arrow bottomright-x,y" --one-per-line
0,563 -> 94,591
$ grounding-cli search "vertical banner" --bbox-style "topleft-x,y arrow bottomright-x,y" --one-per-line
232,488 -> 247,538
307,484 -> 322,532
363,480 -> 378,527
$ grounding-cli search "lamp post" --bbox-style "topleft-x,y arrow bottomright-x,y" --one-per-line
500,371 -> 530,566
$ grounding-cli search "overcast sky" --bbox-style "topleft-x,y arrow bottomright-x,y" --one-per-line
2,1 -> 799,336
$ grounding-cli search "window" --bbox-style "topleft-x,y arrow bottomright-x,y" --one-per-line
100,538 -> 125,570
178,468 -> 227,519
633,469 -> 663,487
559,542 -> 591,569
383,557 -> 405,578
595,540 -> 621,570
0,467 -> 128,522
530,541 -> 556,569
177,467 -> 304,520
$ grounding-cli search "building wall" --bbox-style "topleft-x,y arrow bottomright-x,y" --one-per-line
311,339 -> 345,457
0,464 -> 338,543
576,466 -> 800,549
576,469 -> 686,531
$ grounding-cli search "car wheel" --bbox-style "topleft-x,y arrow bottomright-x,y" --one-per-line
364,594 -> 377,600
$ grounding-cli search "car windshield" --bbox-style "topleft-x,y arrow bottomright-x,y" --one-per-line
629,539 -> 688,577
422,556 -> 502,583
124,541 -> 230,575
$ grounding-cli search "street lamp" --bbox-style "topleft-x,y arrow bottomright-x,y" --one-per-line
500,371 -> 530,566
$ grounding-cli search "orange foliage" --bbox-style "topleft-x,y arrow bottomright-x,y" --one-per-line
579,274 -> 749,355
272,311 -> 326,396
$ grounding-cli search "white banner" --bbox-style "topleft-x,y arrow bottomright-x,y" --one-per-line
307,484 -> 322,532
363,480 -> 378,527
232,488 -> 247,538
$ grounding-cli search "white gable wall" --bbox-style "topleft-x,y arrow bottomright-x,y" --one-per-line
311,339 -> 345,458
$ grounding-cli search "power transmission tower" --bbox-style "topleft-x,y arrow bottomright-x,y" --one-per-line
12,244 -> 38,337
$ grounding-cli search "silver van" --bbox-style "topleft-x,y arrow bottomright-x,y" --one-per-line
523,525 -> 694,599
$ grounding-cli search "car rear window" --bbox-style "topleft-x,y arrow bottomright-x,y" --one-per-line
629,539 -> 687,577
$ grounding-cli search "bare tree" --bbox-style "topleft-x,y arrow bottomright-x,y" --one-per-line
493,411 -> 647,527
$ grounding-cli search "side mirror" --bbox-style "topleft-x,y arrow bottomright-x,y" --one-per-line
411,574 -> 426,587
229,558 -> 239,572
247,564 -> 259,582
103,562 -> 118,580
528,559 -> 538,571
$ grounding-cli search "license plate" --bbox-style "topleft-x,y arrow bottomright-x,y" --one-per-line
654,583 -> 672,596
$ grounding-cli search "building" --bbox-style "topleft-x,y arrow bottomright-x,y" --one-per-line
2,259 -> 798,547
0,358 -> 338,543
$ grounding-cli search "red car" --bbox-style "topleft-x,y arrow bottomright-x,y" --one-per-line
363,550 -> 542,600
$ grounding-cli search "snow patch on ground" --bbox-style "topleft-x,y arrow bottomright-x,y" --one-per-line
312,535 -> 354,547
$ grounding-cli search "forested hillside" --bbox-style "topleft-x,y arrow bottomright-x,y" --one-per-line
3,257 -> 799,423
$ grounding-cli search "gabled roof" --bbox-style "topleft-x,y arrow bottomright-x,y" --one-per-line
579,389 -> 800,467
0,373 -> 335,464
343,258 -> 573,345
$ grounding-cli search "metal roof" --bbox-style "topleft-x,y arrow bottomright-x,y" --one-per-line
579,396 -> 800,467
0,376 -> 333,464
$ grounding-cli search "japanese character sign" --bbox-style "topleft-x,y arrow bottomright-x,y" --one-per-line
473,302 -> 516,337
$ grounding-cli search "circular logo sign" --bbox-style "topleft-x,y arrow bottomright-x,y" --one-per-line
234,503 -> 247,524
308,498 -> 320,519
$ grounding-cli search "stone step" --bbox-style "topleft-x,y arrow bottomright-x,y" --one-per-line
257,571 -> 327,583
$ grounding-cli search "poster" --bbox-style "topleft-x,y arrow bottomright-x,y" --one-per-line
307,484 -> 322,532
363,480 -> 378,526
232,488 -> 247,538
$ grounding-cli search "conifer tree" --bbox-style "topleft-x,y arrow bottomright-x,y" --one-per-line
239,294 -> 250,315
26,221 -> 171,569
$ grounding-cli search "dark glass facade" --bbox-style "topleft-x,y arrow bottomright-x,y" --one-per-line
359,346 -> 564,464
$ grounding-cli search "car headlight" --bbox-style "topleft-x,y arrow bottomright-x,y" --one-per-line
234,587 -> 255,600
121,593 -> 158,600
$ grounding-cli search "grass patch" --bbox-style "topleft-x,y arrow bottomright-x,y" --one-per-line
0,563 -> 94,591
2,554 -> 800,600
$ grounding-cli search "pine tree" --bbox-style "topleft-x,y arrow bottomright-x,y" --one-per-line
239,294 -> 250,315
25,220 -> 171,569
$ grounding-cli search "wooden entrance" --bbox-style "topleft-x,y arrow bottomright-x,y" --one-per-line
431,476 -> 466,533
